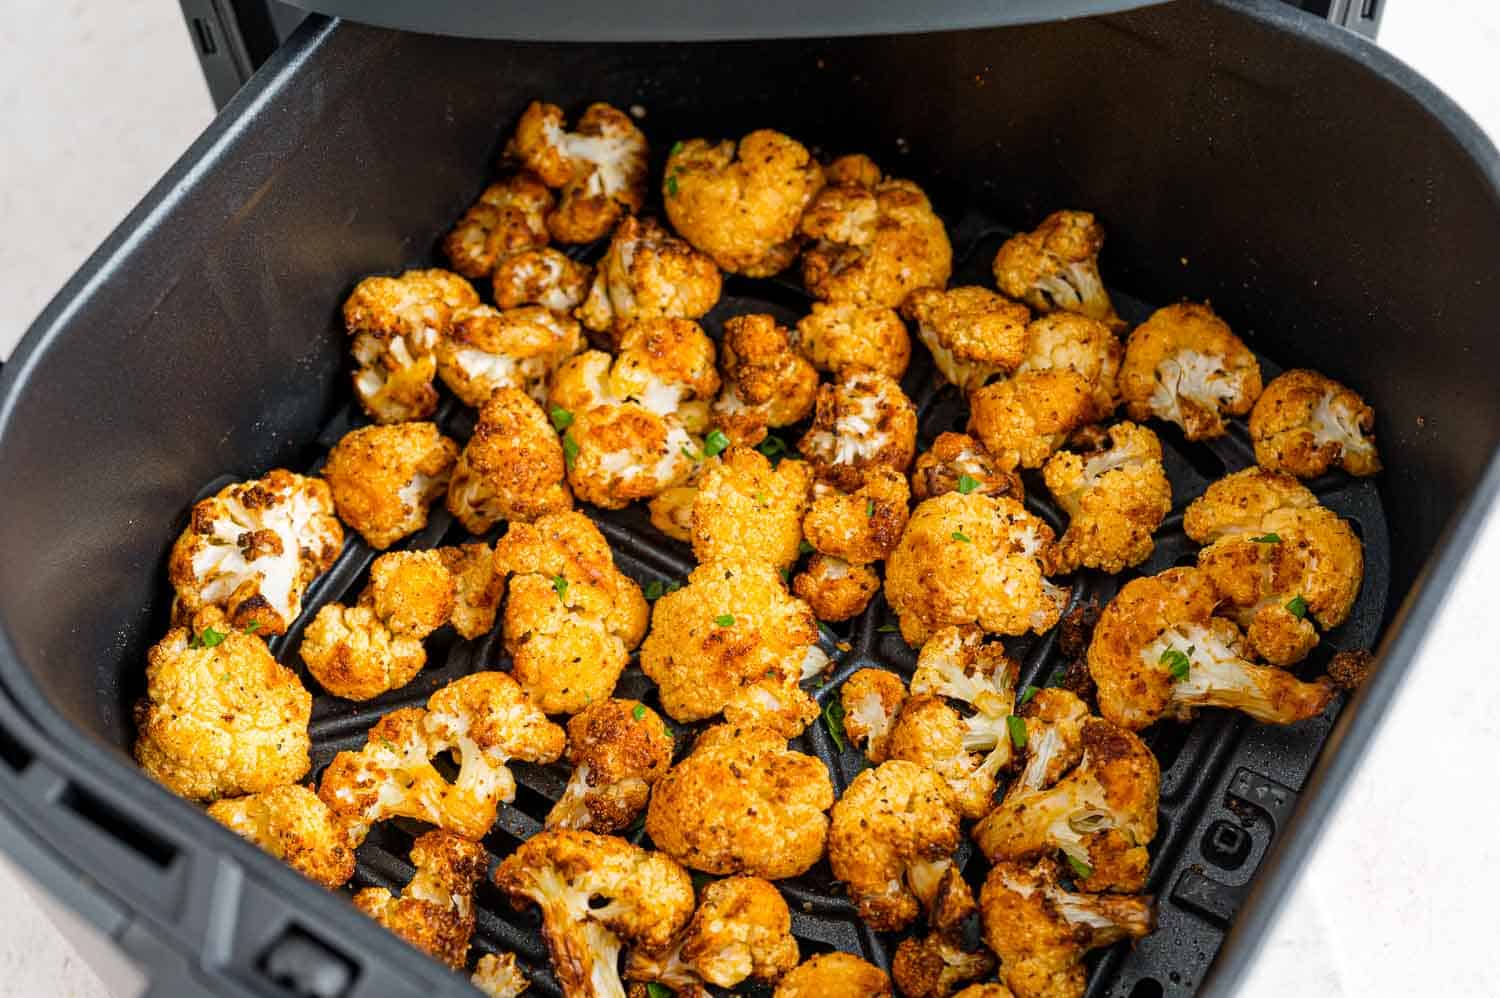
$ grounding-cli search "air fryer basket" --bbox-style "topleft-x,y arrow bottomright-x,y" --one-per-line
1,3 -> 1499,997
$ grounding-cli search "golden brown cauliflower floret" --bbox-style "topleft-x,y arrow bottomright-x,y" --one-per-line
494,830 -> 695,998
493,246 -> 593,313
893,926 -> 997,998
345,268 -> 479,423
690,446 -> 812,570
646,469 -> 703,544
646,724 -> 833,879
828,760 -> 963,932
911,432 -> 1024,504
968,370 -> 1095,472
885,493 -> 1067,645
576,216 -> 722,340
206,784 -> 355,890
774,952 -> 893,998
472,953 -> 530,998
546,699 -> 674,833
712,314 -> 819,448
798,369 -> 918,491
508,101 -> 648,244
1016,312 -> 1123,422
980,859 -> 1153,998
639,561 -> 828,736
299,603 -> 426,701
663,129 -> 825,277
436,542 -> 504,639
1086,567 -> 1336,731
443,173 -> 553,279
885,695 -> 1007,820
494,511 -> 649,714
794,301 -> 911,379
353,831 -> 489,970
447,388 -> 573,535
1041,422 -> 1172,574
627,875 -> 799,991
991,210 -> 1122,332
1181,466 -> 1318,541
363,549 -> 456,637
134,609 -> 311,801
791,554 -> 882,622
800,163 -> 952,307
801,465 -> 911,566
903,286 -> 1030,394
1119,303 -> 1263,441
168,470 -> 343,636
841,668 -> 908,762
322,423 -> 458,550
952,984 -> 1017,998
437,304 -> 585,408
1250,368 -> 1380,478
1008,689 -> 1090,800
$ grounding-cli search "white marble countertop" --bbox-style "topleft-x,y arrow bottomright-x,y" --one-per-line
2,2 -> 1497,996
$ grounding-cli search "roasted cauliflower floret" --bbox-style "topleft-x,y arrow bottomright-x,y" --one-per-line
472,953 -> 530,998
1250,368 -> 1380,478
893,930 -> 997,998
494,511 -> 649,713
436,303 -> 585,408
662,129 -> 825,277
968,371 -> 1095,472
134,609 -> 311,801
911,432 -> 1024,504
798,369 -> 918,491
627,876 -> 799,991
902,286 -> 1030,394
774,953 -> 893,998
436,542 -> 504,639
443,173 -> 553,279
494,830 -> 695,998
322,422 -> 458,550
1180,466 -> 1318,541
794,301 -> 911,379
712,314 -> 819,448
447,387 -> 574,534
493,246 -> 593,313
801,465 -> 910,566
991,210 -> 1122,331
1086,568 -> 1336,730
1008,689 -> 1089,799
206,784 -> 355,889
689,446 -> 811,570
841,668 -> 908,762
910,626 -> 1019,721
364,549 -> 456,637
576,216 -> 722,340
547,699 -> 674,833
639,560 -> 828,736
299,603 -> 427,701
646,467 -> 704,544
885,695 -> 1008,820
885,493 -> 1068,645
791,554 -> 882,622
1119,303 -> 1263,441
508,101 -> 648,244
1016,312 -> 1123,422
353,830 -> 489,969
980,859 -> 1153,998
345,268 -> 479,422
647,724 -> 834,878
800,162 -> 952,307
168,469 -> 343,636
953,987 -> 1016,998
1041,422 -> 1172,574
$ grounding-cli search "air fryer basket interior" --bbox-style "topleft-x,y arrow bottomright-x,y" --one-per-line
2,2 -> 1499,996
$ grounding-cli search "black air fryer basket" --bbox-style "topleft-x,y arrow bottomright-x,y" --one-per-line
3,2 -> 1499,996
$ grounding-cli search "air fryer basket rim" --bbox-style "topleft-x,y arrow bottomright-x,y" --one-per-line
0,2 -> 1497,995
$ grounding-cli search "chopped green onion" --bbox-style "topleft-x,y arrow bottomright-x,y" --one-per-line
1160,648 -> 1192,681
243,621 -> 261,634
754,491 -> 767,505
562,432 -> 580,469
644,580 -> 665,600
669,140 -> 684,157
632,704 -> 647,721
648,984 -> 673,998
552,575 -> 569,599
1066,854 -> 1094,880
1251,533 -> 1281,544
878,623 -> 900,633
823,698 -> 847,752
665,580 -> 683,594
703,429 -> 730,458
1285,594 -> 1309,619
714,614 -> 735,627
866,498 -> 876,518
665,173 -> 679,197
957,473 -> 980,495
798,539 -> 815,556
1019,684 -> 1040,707
952,531 -> 971,543
549,406 -> 574,432
1007,715 -> 1028,750
193,626 -> 226,649
757,435 -> 788,459
681,444 -> 700,461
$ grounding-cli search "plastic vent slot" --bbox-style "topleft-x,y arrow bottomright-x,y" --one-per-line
58,783 -> 177,869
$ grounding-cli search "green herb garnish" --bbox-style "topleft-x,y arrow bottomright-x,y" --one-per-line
754,491 -> 767,505
757,435 -> 788,460
1285,594 -> 1309,619
1007,714 -> 1028,750
714,614 -> 735,627
669,141 -> 684,157
632,704 -> 647,721
1251,533 -> 1281,544
193,626 -> 227,649
648,983 -> 674,998
878,623 -> 900,633
1019,684 -> 1040,707
562,432 -> 579,469
665,173 -> 679,197
957,473 -> 980,495
951,531 -> 971,543
243,621 -> 260,634
703,428 -> 730,458
823,698 -> 847,752
1160,647 -> 1192,681
866,498 -> 876,518
549,406 -> 573,432
681,444 -> 700,461
552,575 -> 569,599
798,539 -> 815,556
644,580 -> 665,600
665,580 -> 683,594
1066,854 -> 1094,880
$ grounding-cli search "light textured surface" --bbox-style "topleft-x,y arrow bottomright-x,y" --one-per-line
1,3 -> 1498,997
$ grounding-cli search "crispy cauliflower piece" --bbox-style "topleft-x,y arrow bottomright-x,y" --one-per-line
576,216 -> 722,339
134,609 -> 311,801
991,210 -> 1122,331
798,369 -> 918,491
1086,567 -> 1337,730
885,695 -> 1008,820
1250,368 -> 1380,478
968,371 -> 1095,472
300,603 -> 426,701
910,626 -> 1019,721
323,423 -> 458,550
774,953 -> 893,998
902,286 -> 1030,394
800,162 -> 952,307
345,268 -> 479,423
1016,312 -> 1123,422
627,875 -> 799,991
206,784 -> 355,889
911,432 -> 1024,504
646,724 -> 833,878
663,130 -> 825,276
1041,422 -> 1172,574
953,985 -> 1017,998
1008,689 -> 1089,800
828,760 -> 963,931
1180,466 -> 1318,541
493,247 -> 593,312
547,699 -> 674,833
885,493 -> 1068,645
893,931 -> 997,998
646,470 -> 703,544
1119,303 -> 1263,441
436,542 -> 503,639
801,465 -> 910,566
168,470 -> 343,636
353,831 -> 489,969
472,953 -> 530,998
712,314 -> 819,448
509,101 -> 648,244
794,301 -> 911,379
791,554 -> 882,622
494,511 -> 649,713
494,829 -> 695,998
363,549 -> 456,637
639,561 -> 828,736
841,668 -> 908,762
318,672 -> 564,840
690,446 -> 811,570
443,173 -> 553,279
437,304 -> 585,408
448,388 -> 573,534
980,859 -> 1153,998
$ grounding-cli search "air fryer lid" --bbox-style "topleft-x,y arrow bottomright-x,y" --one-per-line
276,0 -> 1171,41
